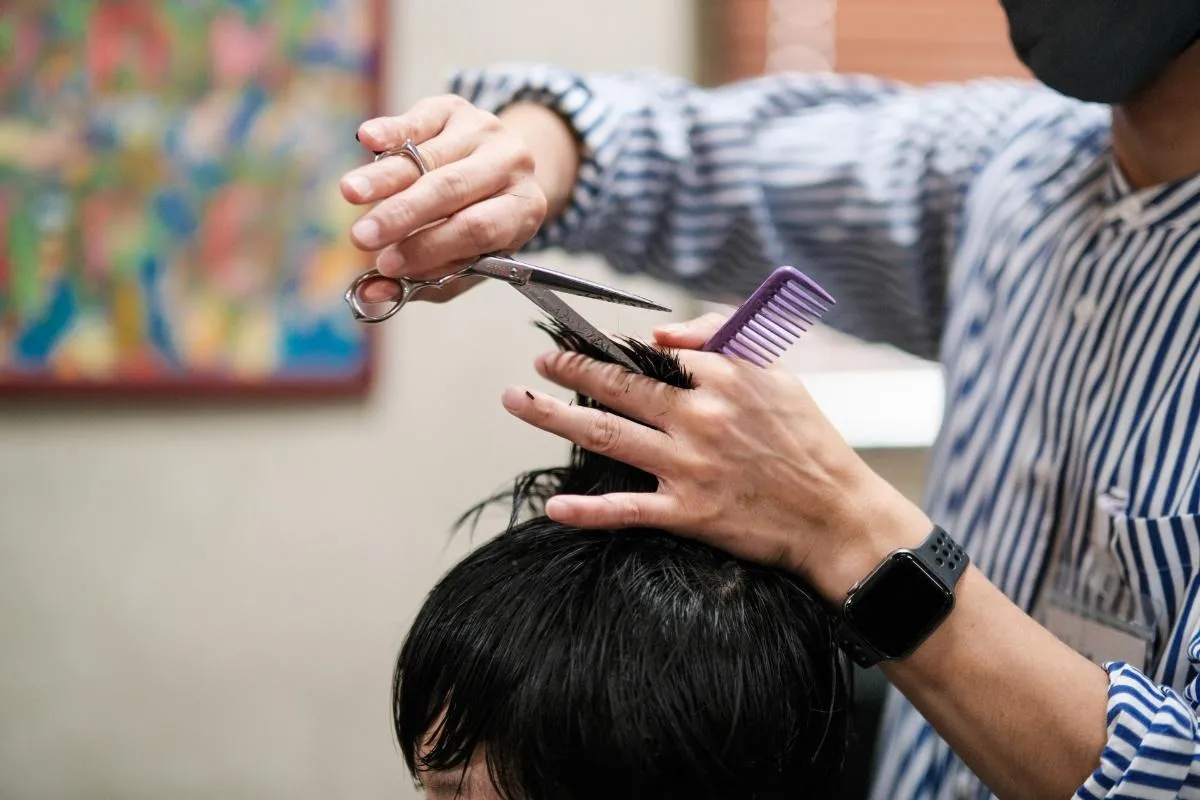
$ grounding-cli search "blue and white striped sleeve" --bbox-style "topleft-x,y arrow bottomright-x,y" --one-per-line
447,64 -> 1055,359
1077,651 -> 1200,798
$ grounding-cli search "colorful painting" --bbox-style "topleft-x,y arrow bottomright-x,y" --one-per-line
0,0 -> 384,396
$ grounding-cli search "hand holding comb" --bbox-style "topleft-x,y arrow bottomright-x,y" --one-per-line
702,266 -> 835,366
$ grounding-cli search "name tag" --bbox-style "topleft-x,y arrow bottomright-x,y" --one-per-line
1036,488 -> 1161,671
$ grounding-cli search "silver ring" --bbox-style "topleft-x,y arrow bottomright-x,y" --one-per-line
374,138 -> 429,175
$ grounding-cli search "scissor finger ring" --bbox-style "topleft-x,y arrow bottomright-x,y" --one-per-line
375,138 -> 429,176
344,270 -> 409,323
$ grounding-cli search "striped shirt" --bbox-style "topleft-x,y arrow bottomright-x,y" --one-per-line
448,65 -> 1200,799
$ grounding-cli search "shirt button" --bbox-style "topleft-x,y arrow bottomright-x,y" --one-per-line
1073,296 -> 1096,323
954,771 -> 974,800
1109,197 -> 1142,225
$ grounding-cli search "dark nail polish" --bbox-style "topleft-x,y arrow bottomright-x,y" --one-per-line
525,390 -> 535,400
355,132 -> 360,142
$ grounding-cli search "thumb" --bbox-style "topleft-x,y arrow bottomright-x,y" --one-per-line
653,312 -> 728,350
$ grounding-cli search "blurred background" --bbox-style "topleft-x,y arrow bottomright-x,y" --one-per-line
0,1 -> 1027,797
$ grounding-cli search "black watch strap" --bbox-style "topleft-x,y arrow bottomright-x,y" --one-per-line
922,526 -> 969,587
837,526 -> 968,668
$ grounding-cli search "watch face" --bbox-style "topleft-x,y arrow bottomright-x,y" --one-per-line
844,552 -> 953,659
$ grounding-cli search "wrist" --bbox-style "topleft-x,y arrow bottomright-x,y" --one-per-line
499,101 -> 581,221
808,466 -> 933,604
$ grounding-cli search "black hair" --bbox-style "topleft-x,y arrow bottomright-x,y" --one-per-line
394,320 -> 852,799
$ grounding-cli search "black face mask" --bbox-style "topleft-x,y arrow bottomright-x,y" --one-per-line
1000,0 -> 1200,104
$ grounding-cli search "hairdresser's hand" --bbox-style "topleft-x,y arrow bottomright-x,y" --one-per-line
501,313 -> 933,602
340,96 -> 580,303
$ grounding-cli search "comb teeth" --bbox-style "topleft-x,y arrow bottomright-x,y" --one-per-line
702,266 -> 835,367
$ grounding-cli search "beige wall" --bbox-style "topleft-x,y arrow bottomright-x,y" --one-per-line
0,3 -> 696,799
0,2 -> 927,798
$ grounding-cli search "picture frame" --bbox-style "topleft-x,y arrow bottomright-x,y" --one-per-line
0,0 -> 389,398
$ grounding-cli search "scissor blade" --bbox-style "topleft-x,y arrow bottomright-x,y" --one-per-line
513,284 -> 643,374
480,256 -> 670,311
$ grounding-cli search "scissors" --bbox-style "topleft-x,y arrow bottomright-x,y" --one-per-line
343,140 -> 672,373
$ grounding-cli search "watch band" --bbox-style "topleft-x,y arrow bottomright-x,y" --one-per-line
922,525 -> 969,588
837,624 -> 879,669
837,526 -> 968,668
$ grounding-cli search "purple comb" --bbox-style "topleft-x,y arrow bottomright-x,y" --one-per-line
702,266 -> 835,366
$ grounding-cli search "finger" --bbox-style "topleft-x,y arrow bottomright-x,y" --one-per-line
672,341 -> 796,378
374,191 -> 545,278
356,275 -> 404,304
532,350 -> 680,426
355,94 -> 467,154
545,492 -> 680,530
349,145 -> 514,251
357,253 -> 484,307
652,312 -> 729,349
340,124 -> 481,205
501,386 -> 675,475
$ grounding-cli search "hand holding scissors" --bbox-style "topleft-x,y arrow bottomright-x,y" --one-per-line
339,95 -> 575,301
343,138 -> 672,373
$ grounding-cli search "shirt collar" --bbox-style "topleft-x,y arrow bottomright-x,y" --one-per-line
1104,156 -> 1200,230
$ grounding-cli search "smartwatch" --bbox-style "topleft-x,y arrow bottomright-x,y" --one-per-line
837,526 -> 968,668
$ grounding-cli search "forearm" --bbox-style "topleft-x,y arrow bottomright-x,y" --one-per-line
885,568 -> 1109,798
823,475 -> 1108,798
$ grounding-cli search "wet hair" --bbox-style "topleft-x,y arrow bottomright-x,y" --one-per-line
394,320 -> 852,799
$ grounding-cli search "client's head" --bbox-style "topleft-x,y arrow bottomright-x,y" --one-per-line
395,321 -> 851,800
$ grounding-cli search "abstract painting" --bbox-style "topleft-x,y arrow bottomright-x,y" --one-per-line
0,0 -> 385,396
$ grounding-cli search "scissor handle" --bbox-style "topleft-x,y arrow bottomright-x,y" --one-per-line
341,141 -> 434,323
345,263 -> 488,323
344,270 -> 415,323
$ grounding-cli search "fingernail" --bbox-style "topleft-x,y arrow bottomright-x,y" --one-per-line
534,351 -> 555,374
345,174 -> 372,200
545,496 -> 576,519
501,386 -> 532,411
355,132 -> 361,142
352,218 -> 381,248
360,121 -> 383,140
656,323 -> 686,335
